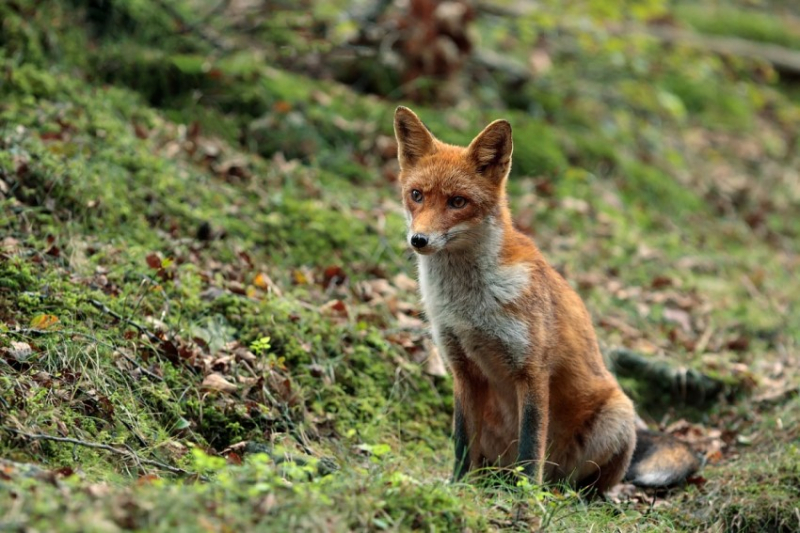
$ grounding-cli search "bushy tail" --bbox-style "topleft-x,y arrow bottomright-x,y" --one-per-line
624,429 -> 701,488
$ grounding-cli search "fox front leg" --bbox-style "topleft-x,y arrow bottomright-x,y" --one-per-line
516,376 -> 549,484
449,361 -> 487,482
452,396 -> 471,481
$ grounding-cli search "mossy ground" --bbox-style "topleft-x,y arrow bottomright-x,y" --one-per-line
2,0 -> 800,531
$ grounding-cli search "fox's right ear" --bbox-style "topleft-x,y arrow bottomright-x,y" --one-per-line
394,106 -> 436,170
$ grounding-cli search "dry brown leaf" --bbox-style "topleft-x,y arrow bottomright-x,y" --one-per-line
392,273 -> 418,292
423,340 -> 447,377
529,47 -> 552,75
7,341 -> 33,361
368,278 -> 397,297
292,267 -> 314,285
201,373 -> 238,394
322,265 -> 347,289
257,493 -> 278,515
396,312 -> 424,329
1,237 -> 20,252
663,307 -> 692,334
320,299 -> 348,318
253,272 -> 282,297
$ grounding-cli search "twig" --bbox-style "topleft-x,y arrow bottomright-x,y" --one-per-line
193,0 -> 231,27
151,0 -> 232,51
360,0 -> 393,24
89,297 -> 199,376
7,327 -> 164,382
88,299 -> 162,344
115,350 -> 165,382
239,359 -> 314,456
0,427 -> 193,477
475,1 -> 539,18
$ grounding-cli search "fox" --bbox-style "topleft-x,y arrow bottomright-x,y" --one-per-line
393,106 -> 700,494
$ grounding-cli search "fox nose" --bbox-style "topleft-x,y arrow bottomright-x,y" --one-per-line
410,233 -> 429,249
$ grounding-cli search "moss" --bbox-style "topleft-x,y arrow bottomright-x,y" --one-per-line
660,74 -> 755,130
510,121 -> 568,176
618,158 -> 705,221
90,45 -> 212,107
0,2 -> 50,66
0,257 -> 39,292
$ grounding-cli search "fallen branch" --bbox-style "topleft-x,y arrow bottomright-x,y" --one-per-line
645,25 -> 800,77
7,328 -> 164,382
1,427 -> 192,477
471,7 -> 800,81
471,48 -> 531,84
151,0 -> 231,52
88,299 -> 162,344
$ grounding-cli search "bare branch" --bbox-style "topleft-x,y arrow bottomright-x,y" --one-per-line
0,427 -> 193,477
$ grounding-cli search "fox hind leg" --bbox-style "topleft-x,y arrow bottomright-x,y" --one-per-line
573,393 -> 636,494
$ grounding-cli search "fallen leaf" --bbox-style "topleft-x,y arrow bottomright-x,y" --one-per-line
423,341 -> 447,377
392,273 -> 418,292
292,268 -> 314,285
686,475 -> 708,488
726,336 -> 750,352
396,312 -> 424,329
7,341 -> 33,361
253,272 -> 282,296
146,253 -> 162,270
226,452 -> 243,465
529,47 -> 552,75
663,307 -> 692,334
320,299 -> 348,318
30,314 -> 60,330
322,265 -> 347,289
137,474 -> 160,485
273,101 -> 292,113
651,276 -> 673,289
257,493 -> 278,514
201,373 -> 238,394
53,466 -> 74,478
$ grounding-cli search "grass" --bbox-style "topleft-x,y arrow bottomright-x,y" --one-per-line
1,0 -> 800,530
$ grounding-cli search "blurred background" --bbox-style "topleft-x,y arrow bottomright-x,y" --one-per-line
2,0 -> 800,530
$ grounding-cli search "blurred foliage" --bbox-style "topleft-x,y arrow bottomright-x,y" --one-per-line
674,2 -> 800,49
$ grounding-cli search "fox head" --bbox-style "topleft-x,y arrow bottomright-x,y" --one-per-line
393,106 -> 513,255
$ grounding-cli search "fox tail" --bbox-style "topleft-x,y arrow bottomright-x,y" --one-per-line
624,429 -> 702,488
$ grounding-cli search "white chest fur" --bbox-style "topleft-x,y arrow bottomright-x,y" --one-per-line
417,222 -> 530,367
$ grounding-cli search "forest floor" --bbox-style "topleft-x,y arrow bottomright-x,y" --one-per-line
1,0 -> 799,531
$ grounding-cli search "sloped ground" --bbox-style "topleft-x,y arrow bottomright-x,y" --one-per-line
1,0 -> 799,531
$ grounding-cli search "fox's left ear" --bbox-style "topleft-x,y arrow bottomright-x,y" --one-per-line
467,119 -> 513,183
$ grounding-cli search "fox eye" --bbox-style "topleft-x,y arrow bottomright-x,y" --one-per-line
449,196 -> 467,209
410,189 -> 423,203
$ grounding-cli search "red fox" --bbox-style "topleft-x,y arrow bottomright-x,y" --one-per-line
393,106 -> 699,494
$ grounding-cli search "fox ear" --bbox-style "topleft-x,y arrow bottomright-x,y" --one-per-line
467,119 -> 513,183
394,106 -> 436,170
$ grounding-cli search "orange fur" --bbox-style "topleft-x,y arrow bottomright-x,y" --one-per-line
394,107 -> 700,493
